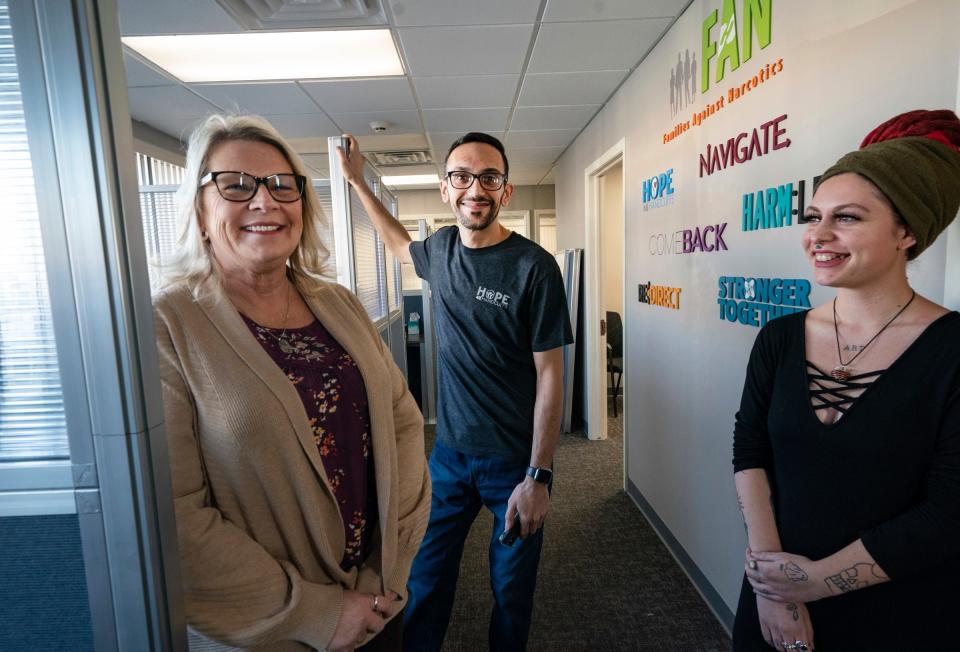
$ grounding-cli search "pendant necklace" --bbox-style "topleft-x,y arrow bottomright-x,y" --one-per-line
831,290 -> 916,381
266,282 -> 293,348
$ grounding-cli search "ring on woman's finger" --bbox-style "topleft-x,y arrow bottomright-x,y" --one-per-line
748,559 -> 758,570
781,642 -> 797,650
794,641 -> 809,651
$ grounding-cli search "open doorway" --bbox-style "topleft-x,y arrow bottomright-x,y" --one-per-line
599,163 -> 624,430
583,140 -> 625,458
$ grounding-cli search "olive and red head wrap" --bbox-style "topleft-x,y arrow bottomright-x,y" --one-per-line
816,109 -> 960,259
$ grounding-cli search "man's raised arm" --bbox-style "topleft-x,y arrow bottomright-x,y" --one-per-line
336,134 -> 414,264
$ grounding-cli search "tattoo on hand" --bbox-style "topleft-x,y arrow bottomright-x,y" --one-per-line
781,561 -> 809,582
824,562 -> 886,594
786,603 -> 799,621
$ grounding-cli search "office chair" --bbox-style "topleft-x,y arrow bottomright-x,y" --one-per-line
606,311 -> 623,417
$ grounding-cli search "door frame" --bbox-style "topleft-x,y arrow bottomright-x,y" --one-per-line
582,139 -> 625,443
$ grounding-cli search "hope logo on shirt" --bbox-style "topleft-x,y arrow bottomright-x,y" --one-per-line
475,285 -> 511,308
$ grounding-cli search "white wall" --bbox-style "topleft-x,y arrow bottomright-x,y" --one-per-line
601,163 -> 624,316
554,0 -> 960,622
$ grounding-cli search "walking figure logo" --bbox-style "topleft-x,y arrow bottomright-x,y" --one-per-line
670,49 -> 697,118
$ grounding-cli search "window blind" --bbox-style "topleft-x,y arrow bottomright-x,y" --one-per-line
136,153 -> 184,292
538,217 -> 558,254
400,224 -> 422,292
350,186 -> 386,321
380,189 -> 400,311
313,180 -> 337,277
0,2 -> 68,462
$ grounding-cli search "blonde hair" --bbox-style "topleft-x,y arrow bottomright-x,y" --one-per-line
160,114 -> 333,294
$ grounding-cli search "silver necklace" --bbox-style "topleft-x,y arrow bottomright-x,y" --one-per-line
831,290 -> 915,381
264,282 -> 293,347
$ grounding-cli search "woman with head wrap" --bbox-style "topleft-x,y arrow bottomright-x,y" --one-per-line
731,109 -> 960,651
153,114 -> 430,651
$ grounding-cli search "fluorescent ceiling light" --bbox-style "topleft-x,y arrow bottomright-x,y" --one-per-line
381,174 -> 440,187
122,30 -> 403,82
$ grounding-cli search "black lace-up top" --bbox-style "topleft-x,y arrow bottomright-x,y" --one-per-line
732,310 -> 960,648
805,361 -> 884,415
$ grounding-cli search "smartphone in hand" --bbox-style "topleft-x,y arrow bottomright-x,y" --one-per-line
499,514 -> 522,547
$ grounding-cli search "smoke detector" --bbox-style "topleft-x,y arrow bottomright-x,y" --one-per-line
370,121 -> 391,133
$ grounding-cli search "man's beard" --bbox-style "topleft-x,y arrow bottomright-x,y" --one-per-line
455,196 -> 500,231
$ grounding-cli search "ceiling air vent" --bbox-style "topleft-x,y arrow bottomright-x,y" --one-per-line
369,150 -> 433,167
217,0 -> 387,30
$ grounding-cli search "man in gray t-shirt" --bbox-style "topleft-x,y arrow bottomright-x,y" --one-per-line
340,132 -> 572,651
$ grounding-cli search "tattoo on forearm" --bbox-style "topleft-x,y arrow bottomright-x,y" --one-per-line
786,603 -> 799,621
736,494 -> 749,533
824,562 -> 887,595
781,561 -> 809,582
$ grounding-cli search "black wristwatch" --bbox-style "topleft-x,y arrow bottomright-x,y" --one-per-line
525,466 -> 553,484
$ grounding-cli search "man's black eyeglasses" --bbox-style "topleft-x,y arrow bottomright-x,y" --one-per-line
445,170 -> 507,191
200,171 -> 306,203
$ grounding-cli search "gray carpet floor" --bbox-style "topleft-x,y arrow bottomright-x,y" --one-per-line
424,405 -> 732,651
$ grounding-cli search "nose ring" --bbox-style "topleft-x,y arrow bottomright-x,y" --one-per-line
814,243 -> 823,250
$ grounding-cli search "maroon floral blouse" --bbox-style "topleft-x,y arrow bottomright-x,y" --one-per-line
242,314 -> 376,570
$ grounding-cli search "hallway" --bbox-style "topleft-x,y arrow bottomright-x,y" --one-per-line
426,417 -> 731,651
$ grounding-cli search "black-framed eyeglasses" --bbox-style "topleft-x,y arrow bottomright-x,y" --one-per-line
445,170 -> 507,191
199,171 -> 307,203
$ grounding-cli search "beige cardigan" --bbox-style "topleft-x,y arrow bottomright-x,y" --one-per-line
153,278 -> 430,651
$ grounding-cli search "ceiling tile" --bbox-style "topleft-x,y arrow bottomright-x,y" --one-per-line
387,0 -> 541,26
191,82 -> 320,115
428,131 -> 507,160
508,146 -> 565,164
329,110 -> 422,135
263,113 -> 343,139
398,25 -> 533,76
124,52 -> 177,87
356,133 -> 430,151
291,133 -> 430,155
518,70 -> 627,106
528,19 -> 672,73
510,105 -> 599,131
505,129 -> 580,148
128,86 -> 221,120
415,75 -> 519,109
139,115 -> 209,141
300,78 -> 416,114
423,108 -> 509,133
542,0 -> 687,22
118,0 -> 243,35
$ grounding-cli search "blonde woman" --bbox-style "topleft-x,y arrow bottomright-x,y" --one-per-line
154,115 -> 429,652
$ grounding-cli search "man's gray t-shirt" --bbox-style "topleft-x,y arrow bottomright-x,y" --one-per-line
410,226 -> 573,463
